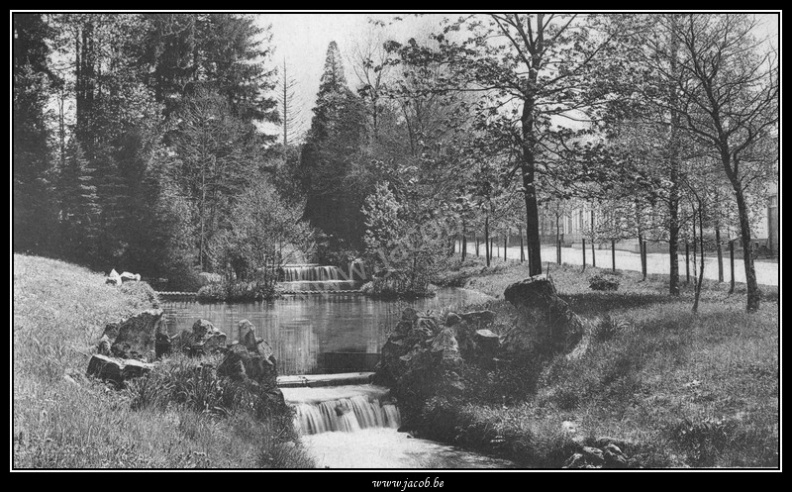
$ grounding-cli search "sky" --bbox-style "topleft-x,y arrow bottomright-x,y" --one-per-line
256,13 -> 443,141
256,12 -> 779,141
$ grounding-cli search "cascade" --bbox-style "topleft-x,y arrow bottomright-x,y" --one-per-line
285,384 -> 401,436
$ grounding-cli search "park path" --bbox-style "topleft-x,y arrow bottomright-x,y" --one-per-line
458,242 -> 779,287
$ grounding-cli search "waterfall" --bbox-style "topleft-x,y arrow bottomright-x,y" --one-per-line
293,396 -> 400,435
282,265 -> 343,282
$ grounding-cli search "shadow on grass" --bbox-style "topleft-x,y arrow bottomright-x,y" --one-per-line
560,292 -> 679,316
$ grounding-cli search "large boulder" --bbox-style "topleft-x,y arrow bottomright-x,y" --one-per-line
174,319 -> 228,357
218,342 -> 278,389
100,309 -> 164,361
86,354 -> 154,388
502,275 -> 583,356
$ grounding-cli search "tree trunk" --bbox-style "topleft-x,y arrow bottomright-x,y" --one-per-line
475,234 -> 479,257
519,225 -> 525,262
716,223 -> 723,282
685,241 -> 690,284
590,210 -> 596,268
735,189 -> 761,311
521,94 -> 542,276
667,17 -> 681,296
693,205 -> 706,313
484,216 -> 490,267
611,239 -> 616,273
582,238 -> 586,271
504,233 -> 508,262
729,239 -> 735,294
642,241 -> 648,280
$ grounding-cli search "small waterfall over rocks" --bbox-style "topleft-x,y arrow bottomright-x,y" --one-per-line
284,384 -> 400,435
279,263 -> 366,293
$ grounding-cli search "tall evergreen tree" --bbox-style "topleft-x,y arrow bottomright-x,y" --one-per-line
13,14 -> 58,254
300,41 -> 368,252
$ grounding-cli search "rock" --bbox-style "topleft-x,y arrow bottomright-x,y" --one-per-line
431,327 -> 462,365
603,443 -> 628,468
172,319 -> 228,357
582,446 -> 605,466
99,309 -> 163,362
563,453 -> 585,469
217,343 -> 277,388
561,420 -> 577,435
97,334 -> 112,356
238,319 -> 258,351
106,269 -> 122,286
155,332 -> 172,359
120,271 -> 141,283
459,311 -> 496,326
474,329 -> 500,361
502,275 -> 584,356
86,354 -> 153,387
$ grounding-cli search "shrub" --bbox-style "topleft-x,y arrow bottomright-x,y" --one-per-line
589,274 -> 620,291
196,281 -> 277,304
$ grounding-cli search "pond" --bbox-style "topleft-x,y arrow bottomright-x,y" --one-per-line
162,287 -> 493,375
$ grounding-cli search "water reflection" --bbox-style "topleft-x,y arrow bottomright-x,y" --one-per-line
162,288 -> 491,375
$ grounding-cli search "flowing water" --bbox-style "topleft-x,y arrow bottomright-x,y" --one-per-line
284,384 -> 515,469
165,266 -> 507,468
162,286 -> 491,375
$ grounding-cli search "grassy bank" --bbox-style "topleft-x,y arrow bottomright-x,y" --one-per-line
411,258 -> 779,468
13,254 -> 313,469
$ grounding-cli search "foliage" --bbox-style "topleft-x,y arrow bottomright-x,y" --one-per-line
589,274 -> 620,291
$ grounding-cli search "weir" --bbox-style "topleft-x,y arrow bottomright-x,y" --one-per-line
284,384 -> 400,436
278,262 -> 368,293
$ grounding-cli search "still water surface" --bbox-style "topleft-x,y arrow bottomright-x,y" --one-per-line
162,288 -> 492,375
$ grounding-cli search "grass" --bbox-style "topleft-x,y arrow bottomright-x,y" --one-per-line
13,253 -> 314,469
401,256 -> 779,468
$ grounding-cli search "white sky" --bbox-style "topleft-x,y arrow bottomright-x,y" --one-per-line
257,12 -> 779,142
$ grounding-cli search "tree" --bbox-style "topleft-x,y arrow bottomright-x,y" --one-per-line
673,14 -> 778,312
299,41 -> 369,252
276,58 -> 304,147
13,14 -> 58,254
386,14 -> 641,276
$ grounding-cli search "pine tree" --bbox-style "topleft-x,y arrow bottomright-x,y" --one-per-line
13,14 -> 58,254
300,41 -> 368,251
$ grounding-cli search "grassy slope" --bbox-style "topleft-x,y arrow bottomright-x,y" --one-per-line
422,258 -> 779,468
13,254 -> 313,469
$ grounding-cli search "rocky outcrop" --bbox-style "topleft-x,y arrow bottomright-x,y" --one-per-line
376,308 -> 499,388
217,319 -> 279,391
502,275 -> 584,356
86,354 -> 154,388
173,319 -> 228,357
98,309 -> 164,362
562,438 -> 632,469
105,269 -> 141,286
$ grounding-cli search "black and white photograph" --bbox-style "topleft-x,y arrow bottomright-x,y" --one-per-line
12,11 -> 780,472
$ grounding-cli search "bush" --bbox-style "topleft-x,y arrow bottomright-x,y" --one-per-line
362,275 -> 436,300
196,281 -> 278,304
589,274 -> 620,291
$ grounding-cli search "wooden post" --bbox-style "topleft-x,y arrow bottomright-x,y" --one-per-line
611,239 -> 616,273
582,238 -> 587,271
685,241 -> 690,284
729,240 -> 735,293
